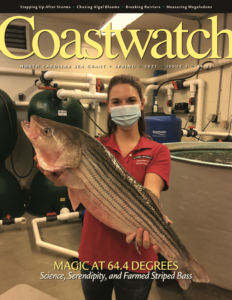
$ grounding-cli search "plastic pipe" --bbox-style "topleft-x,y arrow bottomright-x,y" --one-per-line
144,85 -> 159,105
140,59 -> 232,85
60,207 -> 70,214
167,86 -> 174,101
183,79 -> 205,132
14,101 -> 30,106
0,217 -> 27,225
210,58 -> 232,67
144,83 -> 175,110
42,72 -> 112,84
56,212 -> 80,222
44,71 -> 85,81
13,101 -> 91,110
163,82 -> 196,114
189,84 -> 196,113
162,84 -> 175,114
35,80 -> 108,91
31,212 -> 80,257
15,217 -> 27,224
52,81 -> 89,90
181,129 -> 189,137
57,89 -> 107,102
162,82 -> 196,114
80,103 -> 90,109
145,83 -> 173,112
182,129 -> 230,138
189,83 -> 197,97
43,72 -> 97,94
87,74 -> 97,95
189,106 -> 195,113
0,67 -> 41,76
145,80 -> 204,124
197,131 -> 230,137
140,66 -> 201,84
36,80 -> 88,89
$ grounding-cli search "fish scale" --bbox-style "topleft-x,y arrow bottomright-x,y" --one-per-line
86,146 -> 175,241
78,146 -> 187,264
21,115 -> 210,290
78,156 -> 140,233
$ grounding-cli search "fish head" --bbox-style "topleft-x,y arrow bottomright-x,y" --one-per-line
21,115 -> 82,172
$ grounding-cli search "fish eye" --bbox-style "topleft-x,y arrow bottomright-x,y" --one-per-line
44,127 -> 53,137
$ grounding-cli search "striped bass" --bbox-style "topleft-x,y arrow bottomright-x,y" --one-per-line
21,115 -> 210,290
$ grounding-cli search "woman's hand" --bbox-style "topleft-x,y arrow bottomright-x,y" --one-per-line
126,218 -> 173,253
126,228 -> 161,253
34,155 -> 64,187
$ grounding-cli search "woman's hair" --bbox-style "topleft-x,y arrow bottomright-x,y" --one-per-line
102,74 -> 148,138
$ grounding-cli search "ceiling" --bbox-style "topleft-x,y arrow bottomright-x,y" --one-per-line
27,13 -> 216,32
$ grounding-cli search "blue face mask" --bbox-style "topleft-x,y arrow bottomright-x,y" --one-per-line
110,104 -> 142,130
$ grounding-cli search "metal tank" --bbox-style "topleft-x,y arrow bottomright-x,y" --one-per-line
27,87 -> 84,217
162,142 -> 232,291
28,88 -> 83,128
0,89 -> 24,220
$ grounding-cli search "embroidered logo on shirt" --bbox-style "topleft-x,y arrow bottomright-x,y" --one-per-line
132,155 -> 152,160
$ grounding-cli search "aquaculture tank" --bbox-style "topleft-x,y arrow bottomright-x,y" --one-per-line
162,142 -> 232,291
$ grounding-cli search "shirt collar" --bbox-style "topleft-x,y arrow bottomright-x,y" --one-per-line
102,132 -> 154,153
135,135 -> 154,150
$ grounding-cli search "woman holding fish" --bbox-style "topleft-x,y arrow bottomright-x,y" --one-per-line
36,74 -> 172,299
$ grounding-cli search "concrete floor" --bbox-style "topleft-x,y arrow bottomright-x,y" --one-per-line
0,211 -> 184,300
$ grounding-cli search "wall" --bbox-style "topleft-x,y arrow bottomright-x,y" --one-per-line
160,13 -> 232,141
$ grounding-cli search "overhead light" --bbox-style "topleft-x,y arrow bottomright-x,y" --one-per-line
98,13 -> 144,36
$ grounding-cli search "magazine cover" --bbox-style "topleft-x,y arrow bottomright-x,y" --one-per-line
0,4 -> 231,300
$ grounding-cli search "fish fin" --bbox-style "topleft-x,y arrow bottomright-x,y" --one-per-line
59,169 -> 85,189
68,188 -> 81,211
187,255 -> 210,284
133,238 -> 141,255
145,188 -> 163,210
145,188 -> 169,224
173,255 -> 210,290
173,273 -> 192,290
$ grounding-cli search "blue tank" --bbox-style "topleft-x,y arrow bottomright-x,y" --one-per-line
145,113 -> 181,143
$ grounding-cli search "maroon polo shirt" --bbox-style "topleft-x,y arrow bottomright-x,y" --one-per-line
78,133 -> 171,273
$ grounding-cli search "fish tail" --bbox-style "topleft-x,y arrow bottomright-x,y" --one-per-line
175,255 -> 210,290
188,255 -> 210,283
